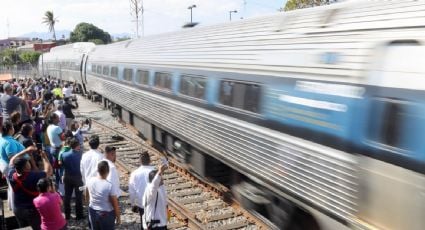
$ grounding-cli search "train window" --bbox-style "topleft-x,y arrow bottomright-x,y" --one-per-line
180,75 -> 206,99
219,80 -> 261,113
103,66 -> 110,76
368,98 -> 412,150
135,70 -> 149,85
123,68 -> 133,82
154,72 -> 172,90
92,65 -> 96,73
111,67 -> 118,78
96,65 -> 102,74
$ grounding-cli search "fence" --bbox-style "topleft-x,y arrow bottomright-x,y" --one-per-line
0,64 -> 39,80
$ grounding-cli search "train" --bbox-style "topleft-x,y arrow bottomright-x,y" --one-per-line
39,1 -> 425,229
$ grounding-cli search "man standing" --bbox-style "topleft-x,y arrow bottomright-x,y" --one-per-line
54,104 -> 67,131
1,82 -> 25,121
63,97 -> 78,130
46,113 -> 63,162
129,151 -> 154,229
80,135 -> 104,184
62,84 -> 73,100
142,164 -> 168,230
61,138 -> 85,220
103,146 -> 121,198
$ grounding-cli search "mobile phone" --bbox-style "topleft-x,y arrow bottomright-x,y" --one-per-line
161,157 -> 169,167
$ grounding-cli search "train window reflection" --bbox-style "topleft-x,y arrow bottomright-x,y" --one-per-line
154,72 -> 172,90
219,80 -> 261,113
103,66 -> 110,76
111,67 -> 118,78
96,65 -> 102,74
123,68 -> 133,82
135,70 -> 149,85
92,65 -> 96,73
180,75 -> 206,100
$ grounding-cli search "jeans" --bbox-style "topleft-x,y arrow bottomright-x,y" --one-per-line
14,206 -> 41,230
64,175 -> 84,219
89,207 -> 115,230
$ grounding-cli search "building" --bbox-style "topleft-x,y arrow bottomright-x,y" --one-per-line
0,37 -> 31,51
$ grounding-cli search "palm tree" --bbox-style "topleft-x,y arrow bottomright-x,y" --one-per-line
42,11 -> 58,41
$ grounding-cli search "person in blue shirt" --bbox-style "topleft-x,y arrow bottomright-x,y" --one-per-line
61,137 -> 84,220
0,121 -> 37,169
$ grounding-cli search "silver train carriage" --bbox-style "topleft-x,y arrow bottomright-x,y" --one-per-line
39,42 -> 95,89
45,1 -> 425,229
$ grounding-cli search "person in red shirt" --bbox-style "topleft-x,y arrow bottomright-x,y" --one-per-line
33,178 -> 67,230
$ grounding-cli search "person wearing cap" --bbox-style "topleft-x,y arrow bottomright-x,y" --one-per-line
1,82 -> 26,121
80,135 -> 104,184
61,137 -> 85,220
129,151 -> 154,229
103,146 -> 122,198
142,164 -> 168,230
8,146 -> 52,229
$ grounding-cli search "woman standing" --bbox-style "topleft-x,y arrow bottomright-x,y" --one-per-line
33,178 -> 67,230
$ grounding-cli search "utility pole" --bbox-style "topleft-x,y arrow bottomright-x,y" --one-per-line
130,0 -> 144,38
188,5 -> 196,23
6,18 -> 10,38
229,10 -> 237,21
40,39 -> 44,78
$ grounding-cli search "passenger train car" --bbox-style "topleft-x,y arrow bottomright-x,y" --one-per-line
40,1 -> 425,229
40,42 -> 95,92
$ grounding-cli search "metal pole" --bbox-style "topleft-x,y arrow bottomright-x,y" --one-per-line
188,5 -> 196,24
229,10 -> 237,21
41,39 -> 44,78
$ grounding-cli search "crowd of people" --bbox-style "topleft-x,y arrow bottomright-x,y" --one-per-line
0,77 -> 169,230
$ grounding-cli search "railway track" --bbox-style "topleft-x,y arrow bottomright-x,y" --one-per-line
74,97 -> 272,230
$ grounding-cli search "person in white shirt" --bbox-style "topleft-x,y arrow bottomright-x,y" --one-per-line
87,161 -> 121,229
80,135 -> 104,184
129,151 -> 154,229
103,146 -> 121,198
142,164 -> 168,230
54,104 -> 67,131
62,84 -> 73,99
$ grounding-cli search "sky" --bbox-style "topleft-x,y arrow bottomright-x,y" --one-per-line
1,0 -> 287,39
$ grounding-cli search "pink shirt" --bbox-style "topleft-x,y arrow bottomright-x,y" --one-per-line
33,192 -> 66,230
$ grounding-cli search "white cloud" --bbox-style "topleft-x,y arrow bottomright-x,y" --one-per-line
0,0 -> 283,39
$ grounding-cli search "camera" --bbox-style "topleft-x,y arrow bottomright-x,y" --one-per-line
147,219 -> 160,229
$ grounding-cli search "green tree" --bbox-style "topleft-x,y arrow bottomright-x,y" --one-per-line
20,51 -> 41,67
70,23 -> 112,44
0,49 -> 20,67
284,0 -> 337,11
43,11 -> 59,41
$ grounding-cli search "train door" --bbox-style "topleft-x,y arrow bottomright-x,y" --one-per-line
80,54 -> 89,94
358,42 -> 425,230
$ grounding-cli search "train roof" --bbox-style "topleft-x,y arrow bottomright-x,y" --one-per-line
87,1 -> 425,83
43,42 -> 95,62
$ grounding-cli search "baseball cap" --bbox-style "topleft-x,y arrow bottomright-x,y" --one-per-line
3,83 -> 12,91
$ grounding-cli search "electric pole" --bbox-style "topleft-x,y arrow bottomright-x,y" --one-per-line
130,0 -> 144,38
